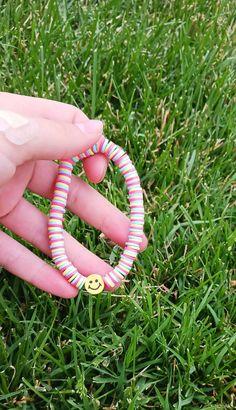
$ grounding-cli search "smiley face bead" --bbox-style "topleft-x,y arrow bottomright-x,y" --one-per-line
84,274 -> 104,295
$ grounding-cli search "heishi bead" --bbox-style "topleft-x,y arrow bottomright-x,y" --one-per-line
48,137 -> 144,291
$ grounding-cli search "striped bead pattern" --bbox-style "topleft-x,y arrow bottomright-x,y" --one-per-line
48,136 -> 144,290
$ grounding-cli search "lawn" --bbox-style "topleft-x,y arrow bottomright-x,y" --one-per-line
0,0 -> 236,409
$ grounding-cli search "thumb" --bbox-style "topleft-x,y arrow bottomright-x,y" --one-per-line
0,110 -> 103,185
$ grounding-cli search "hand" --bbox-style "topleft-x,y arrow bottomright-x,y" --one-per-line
0,93 -> 147,298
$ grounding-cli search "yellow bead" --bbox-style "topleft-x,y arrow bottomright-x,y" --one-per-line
85,274 -> 104,295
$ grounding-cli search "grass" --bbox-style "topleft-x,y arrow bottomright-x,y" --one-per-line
0,0 -> 236,408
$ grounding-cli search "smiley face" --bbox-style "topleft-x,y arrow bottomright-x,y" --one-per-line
85,274 -> 104,295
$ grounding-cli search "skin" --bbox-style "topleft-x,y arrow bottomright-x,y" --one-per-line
0,93 -> 147,298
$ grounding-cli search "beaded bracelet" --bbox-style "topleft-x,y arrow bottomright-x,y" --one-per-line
48,136 -> 144,294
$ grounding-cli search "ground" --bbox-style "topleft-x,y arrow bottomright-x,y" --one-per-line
0,1 -> 235,409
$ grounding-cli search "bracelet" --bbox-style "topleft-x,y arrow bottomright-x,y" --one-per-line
48,136 -> 144,294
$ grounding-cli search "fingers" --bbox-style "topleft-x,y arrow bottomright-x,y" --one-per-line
0,92 -> 108,184
28,160 -> 148,250
0,153 -> 16,185
0,198 -> 113,281
0,162 -> 34,218
0,112 -> 103,161
0,230 -> 78,298
83,154 -> 108,183
0,92 -> 88,123
0,114 -> 103,185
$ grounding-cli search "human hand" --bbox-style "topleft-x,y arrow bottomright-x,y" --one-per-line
0,93 -> 147,298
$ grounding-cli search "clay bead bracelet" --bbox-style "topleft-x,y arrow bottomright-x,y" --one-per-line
48,136 -> 144,294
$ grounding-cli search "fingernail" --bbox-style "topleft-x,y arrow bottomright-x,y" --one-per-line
0,110 -> 29,131
0,118 -> 10,131
75,119 -> 103,135
0,110 -> 32,146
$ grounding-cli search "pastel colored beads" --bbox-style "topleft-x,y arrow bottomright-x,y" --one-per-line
48,136 -> 144,294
